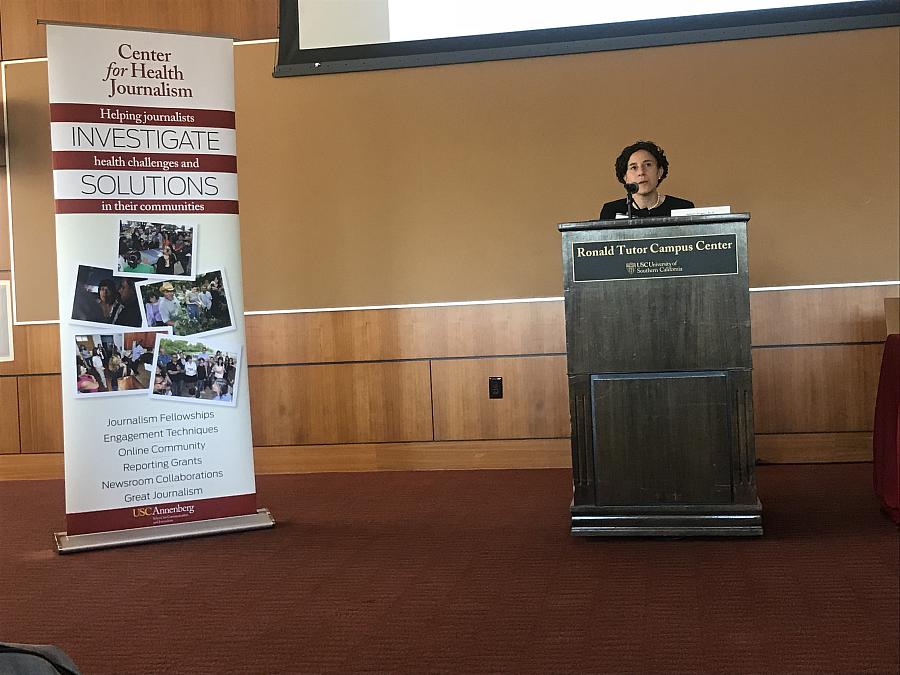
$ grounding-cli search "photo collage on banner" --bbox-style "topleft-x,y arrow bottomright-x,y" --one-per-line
47,24 -> 262,542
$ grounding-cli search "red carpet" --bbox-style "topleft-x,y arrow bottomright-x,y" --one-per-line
1,464 -> 898,673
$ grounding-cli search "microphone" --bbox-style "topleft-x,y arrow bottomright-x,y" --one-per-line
624,183 -> 639,219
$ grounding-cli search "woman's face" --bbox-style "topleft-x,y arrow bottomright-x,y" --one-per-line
624,149 -> 664,195
98,285 -> 112,302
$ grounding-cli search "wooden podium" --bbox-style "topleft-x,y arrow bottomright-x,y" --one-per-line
559,213 -> 762,536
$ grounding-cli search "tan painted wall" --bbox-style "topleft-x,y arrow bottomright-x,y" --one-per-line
4,27 -> 899,321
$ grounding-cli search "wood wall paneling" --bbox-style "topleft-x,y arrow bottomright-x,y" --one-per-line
370,439 -> 571,471
0,376 -> 20,453
6,287 -> 893,370
253,444 -> 380,475
0,322 -> 60,376
0,287 -> 894,475
756,432 -> 872,464
0,0 -> 278,61
750,285 -> 900,345
0,303 -> 566,374
248,360 -> 434,446
431,355 -> 569,441
17,374 -> 63,453
752,343 -> 884,433
0,452 -> 63,480
886,297 -> 900,335
253,439 -> 571,475
245,301 -> 566,365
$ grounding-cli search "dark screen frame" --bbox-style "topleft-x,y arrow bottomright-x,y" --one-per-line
274,0 -> 898,78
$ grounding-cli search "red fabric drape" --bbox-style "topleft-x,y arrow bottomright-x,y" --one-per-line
873,334 -> 900,524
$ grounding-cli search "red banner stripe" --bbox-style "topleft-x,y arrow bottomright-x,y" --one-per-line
52,150 -> 237,173
55,198 -> 239,215
50,102 -> 235,128
65,493 -> 258,535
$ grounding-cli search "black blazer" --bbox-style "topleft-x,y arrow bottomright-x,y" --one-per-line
599,195 -> 694,220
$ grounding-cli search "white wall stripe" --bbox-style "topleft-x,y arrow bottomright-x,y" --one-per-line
1,56 -> 47,65
243,296 -> 565,315
6,281 -> 898,325
749,280 -> 900,292
234,38 -> 278,46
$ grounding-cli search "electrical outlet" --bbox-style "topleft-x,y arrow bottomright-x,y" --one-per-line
488,376 -> 503,399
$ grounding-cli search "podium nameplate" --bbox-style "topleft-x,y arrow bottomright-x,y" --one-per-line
572,233 -> 738,282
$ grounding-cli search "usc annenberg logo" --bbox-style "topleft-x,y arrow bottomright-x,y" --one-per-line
133,507 -> 153,517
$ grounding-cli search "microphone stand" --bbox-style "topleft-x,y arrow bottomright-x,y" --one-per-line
625,185 -> 636,219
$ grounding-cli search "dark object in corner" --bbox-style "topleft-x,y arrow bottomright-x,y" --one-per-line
0,642 -> 81,675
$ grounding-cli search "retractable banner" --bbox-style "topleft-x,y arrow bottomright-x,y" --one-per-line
47,24 -> 272,552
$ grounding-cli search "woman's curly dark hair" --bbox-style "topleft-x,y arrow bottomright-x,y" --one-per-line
614,140 -> 669,185
97,278 -> 120,301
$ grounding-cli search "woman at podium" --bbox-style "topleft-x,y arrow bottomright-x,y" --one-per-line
599,140 -> 694,219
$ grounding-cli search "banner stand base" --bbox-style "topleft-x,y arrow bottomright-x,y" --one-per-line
54,507 -> 275,554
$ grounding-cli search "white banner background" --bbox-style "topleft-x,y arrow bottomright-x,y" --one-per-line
47,24 -> 257,535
